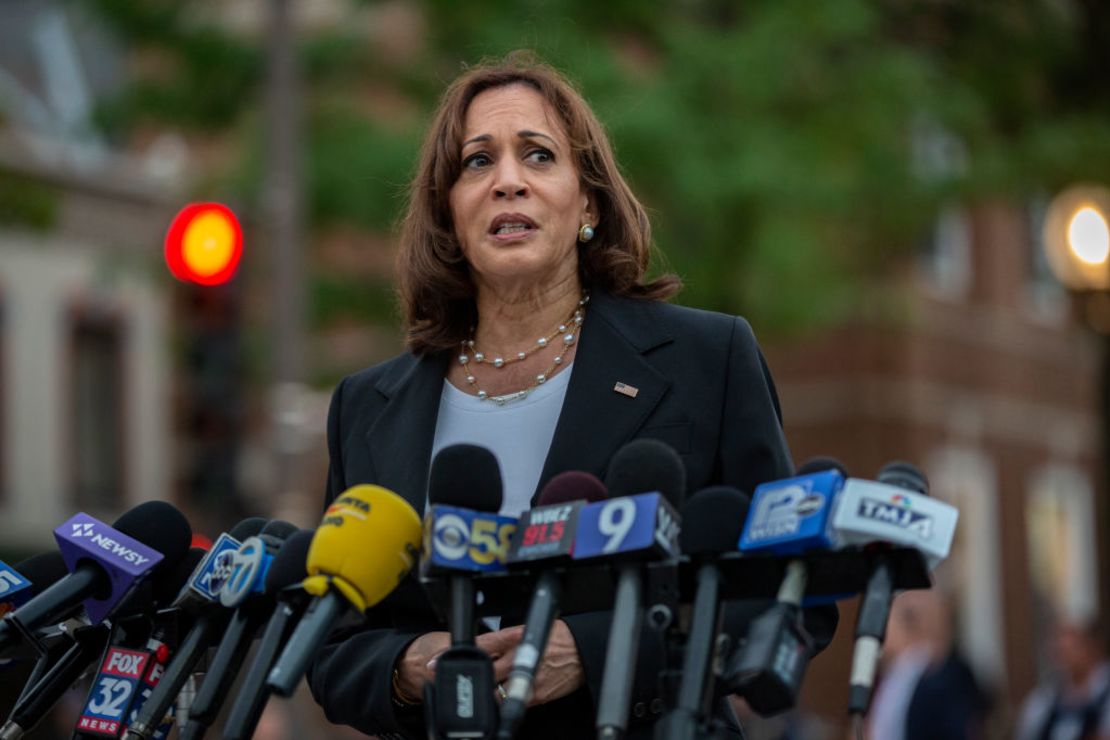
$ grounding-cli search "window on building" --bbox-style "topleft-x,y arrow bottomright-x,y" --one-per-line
916,205 -> 973,300
910,117 -> 972,301
1025,465 -> 1099,675
69,308 -> 124,511
1024,195 -> 1069,325
926,446 -> 1006,685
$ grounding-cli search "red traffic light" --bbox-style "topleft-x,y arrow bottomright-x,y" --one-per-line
165,203 -> 243,286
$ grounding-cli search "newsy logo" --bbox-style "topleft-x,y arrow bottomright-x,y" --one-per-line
58,514 -> 157,569
55,513 -> 162,625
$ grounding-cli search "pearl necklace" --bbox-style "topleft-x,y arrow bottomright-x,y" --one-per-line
458,293 -> 588,405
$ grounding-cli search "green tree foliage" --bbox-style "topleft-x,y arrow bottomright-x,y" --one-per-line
82,0 -> 1110,339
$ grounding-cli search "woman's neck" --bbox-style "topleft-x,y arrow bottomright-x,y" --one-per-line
472,274 -> 583,354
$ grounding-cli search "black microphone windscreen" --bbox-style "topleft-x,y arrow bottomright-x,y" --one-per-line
604,438 -> 686,505
796,456 -> 849,478
229,517 -> 268,540
537,471 -> 607,506
428,444 -> 503,512
14,552 -> 69,595
877,461 -> 929,495
157,547 -> 207,604
259,519 -> 299,541
680,486 -> 751,555
112,501 -> 192,570
264,529 -> 314,593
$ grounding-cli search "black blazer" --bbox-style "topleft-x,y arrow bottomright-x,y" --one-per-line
307,291 -> 837,739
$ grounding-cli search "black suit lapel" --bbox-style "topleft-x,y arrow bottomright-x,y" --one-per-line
535,293 -> 673,501
364,352 -> 449,513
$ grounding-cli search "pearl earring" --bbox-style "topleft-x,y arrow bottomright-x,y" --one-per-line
578,224 -> 595,243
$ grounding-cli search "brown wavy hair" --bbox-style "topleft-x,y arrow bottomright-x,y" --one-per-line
396,50 -> 681,354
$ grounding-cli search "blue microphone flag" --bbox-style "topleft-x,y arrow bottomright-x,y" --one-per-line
739,469 -> 844,555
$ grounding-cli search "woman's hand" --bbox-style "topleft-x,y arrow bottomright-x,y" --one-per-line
478,620 -> 585,706
528,619 -> 586,705
395,631 -> 451,703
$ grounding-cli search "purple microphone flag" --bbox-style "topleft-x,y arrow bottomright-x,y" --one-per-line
54,513 -> 162,623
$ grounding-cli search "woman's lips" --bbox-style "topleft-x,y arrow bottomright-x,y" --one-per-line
488,213 -> 539,235
489,226 -> 537,243
488,215 -> 539,242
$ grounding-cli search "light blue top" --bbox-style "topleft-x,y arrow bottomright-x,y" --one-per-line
430,363 -> 574,518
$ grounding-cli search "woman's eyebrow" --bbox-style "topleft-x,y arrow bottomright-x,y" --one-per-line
518,130 -> 557,147
461,131 -> 558,149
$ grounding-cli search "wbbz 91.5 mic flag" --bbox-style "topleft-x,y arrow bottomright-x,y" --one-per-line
266,485 -> 421,697
498,471 -> 608,740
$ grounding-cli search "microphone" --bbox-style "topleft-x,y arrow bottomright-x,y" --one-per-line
147,547 -> 209,614
423,444 -> 514,640
265,484 -> 422,697
1,554 -> 71,711
577,439 -> 685,740
498,471 -> 608,739
654,486 -> 751,740
114,547 -> 208,740
831,463 -> 956,569
1,554 -> 69,622
728,458 -> 848,716
178,520 -> 299,740
15,548 -> 206,740
222,528 -> 314,740
1,554 -> 71,669
846,461 -> 936,717
2,623 -> 112,740
0,561 -> 33,618
123,519 -> 267,740
173,518 -> 268,612
730,458 -> 959,716
0,502 -> 191,656
422,444 -> 509,740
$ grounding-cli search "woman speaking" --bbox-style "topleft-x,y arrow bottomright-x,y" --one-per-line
307,52 -> 836,739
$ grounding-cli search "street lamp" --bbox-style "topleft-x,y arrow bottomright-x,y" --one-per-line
1043,184 -> 1110,292
1042,184 -> 1110,635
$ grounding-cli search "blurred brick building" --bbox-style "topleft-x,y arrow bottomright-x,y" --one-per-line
764,201 -> 1105,735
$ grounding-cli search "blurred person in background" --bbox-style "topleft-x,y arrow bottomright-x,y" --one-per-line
1016,617 -> 1110,740
866,590 -> 987,740
306,51 -> 836,739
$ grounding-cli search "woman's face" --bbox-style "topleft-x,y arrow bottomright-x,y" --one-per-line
449,84 -> 593,292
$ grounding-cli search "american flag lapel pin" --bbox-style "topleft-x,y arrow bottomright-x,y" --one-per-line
613,382 -> 639,398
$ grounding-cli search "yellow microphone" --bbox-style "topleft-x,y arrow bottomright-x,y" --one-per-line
266,484 -> 421,696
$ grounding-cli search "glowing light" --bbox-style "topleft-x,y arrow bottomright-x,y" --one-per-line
1043,185 -> 1110,291
1067,206 -> 1110,266
165,203 -> 243,286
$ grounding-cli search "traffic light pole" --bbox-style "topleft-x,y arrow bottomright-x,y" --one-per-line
265,0 -> 308,512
